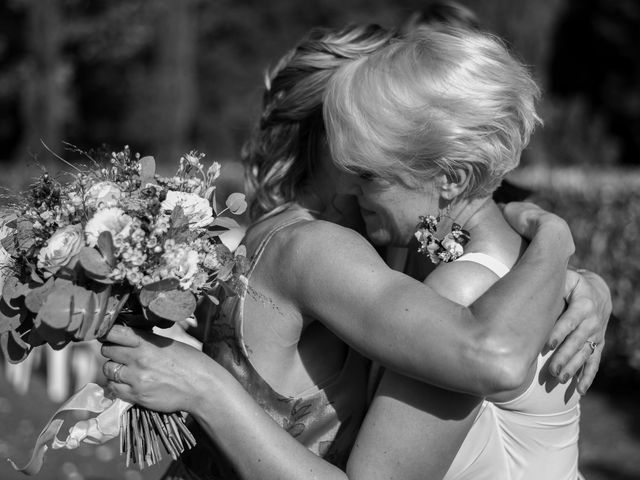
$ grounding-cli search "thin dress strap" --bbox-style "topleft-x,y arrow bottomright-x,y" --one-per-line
245,215 -> 310,278
454,252 -> 510,278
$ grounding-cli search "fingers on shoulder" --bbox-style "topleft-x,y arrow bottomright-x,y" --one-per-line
558,294 -> 599,336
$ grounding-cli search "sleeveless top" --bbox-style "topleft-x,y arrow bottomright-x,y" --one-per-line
162,214 -> 370,480
443,252 -> 582,480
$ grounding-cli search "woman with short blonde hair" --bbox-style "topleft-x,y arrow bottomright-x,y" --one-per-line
101,24 -> 609,480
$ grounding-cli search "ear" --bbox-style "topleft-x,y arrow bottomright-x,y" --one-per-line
439,166 -> 472,201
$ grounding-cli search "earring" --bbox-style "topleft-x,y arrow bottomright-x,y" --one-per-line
414,214 -> 470,265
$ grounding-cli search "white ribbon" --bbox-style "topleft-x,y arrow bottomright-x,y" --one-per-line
8,383 -> 131,475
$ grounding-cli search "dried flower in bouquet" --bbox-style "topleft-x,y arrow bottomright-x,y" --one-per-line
0,146 -> 249,473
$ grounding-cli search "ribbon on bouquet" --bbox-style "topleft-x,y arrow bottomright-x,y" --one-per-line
8,383 -> 131,475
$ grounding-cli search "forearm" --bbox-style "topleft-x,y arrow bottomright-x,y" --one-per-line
292,219 -> 572,396
356,221 -> 571,396
465,221 -> 572,392
190,364 -> 347,480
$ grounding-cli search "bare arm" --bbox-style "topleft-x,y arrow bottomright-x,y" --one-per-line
347,372 -> 480,480
346,261 -> 491,480
282,208 -> 572,395
102,327 -> 349,480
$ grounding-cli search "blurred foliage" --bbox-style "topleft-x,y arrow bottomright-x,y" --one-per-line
549,0 -> 640,165
0,0 -> 638,175
519,168 -> 640,383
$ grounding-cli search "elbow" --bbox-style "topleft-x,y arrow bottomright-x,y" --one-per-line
470,335 -> 531,396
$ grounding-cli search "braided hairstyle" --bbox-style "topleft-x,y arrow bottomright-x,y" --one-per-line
398,1 -> 480,36
242,24 -> 393,221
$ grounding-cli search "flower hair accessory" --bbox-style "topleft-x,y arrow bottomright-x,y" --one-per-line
414,215 -> 471,264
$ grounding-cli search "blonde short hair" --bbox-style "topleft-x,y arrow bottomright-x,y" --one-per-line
324,26 -> 542,198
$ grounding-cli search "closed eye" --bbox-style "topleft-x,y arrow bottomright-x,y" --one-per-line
357,171 -> 376,182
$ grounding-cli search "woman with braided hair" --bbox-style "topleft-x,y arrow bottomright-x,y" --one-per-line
100,24 -> 611,479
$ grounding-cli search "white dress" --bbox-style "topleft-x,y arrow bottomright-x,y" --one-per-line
442,252 -> 583,480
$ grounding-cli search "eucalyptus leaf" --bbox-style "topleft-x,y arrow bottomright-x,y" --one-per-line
0,299 -> 22,334
225,193 -> 247,215
138,309 -> 173,329
1,233 -> 16,255
93,293 -> 129,339
2,277 -> 29,303
76,290 -> 103,340
35,284 -> 92,331
78,247 -> 113,283
67,290 -> 95,334
24,278 -> 55,314
35,323 -> 71,350
97,231 -> 116,268
139,278 -> 180,307
147,289 -> 196,323
15,219 -> 35,252
142,277 -> 181,292
0,329 -> 31,364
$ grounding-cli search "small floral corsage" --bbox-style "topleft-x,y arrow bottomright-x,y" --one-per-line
414,215 -> 471,265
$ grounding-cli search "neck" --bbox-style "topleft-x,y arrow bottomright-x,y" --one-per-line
445,196 -> 492,232
296,184 -> 328,217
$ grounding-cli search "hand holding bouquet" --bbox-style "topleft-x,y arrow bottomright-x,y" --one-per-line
0,146 -> 248,473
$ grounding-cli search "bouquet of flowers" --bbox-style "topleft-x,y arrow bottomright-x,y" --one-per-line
0,146 -> 248,473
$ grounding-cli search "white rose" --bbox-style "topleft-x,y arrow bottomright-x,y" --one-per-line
161,191 -> 213,229
85,181 -> 122,208
85,207 -> 133,247
37,224 -> 84,273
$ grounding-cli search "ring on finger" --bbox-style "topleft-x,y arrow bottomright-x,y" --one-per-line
113,362 -> 125,383
586,340 -> 598,355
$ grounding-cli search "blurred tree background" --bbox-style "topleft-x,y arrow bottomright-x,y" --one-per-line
1,0 -> 637,169
0,1 -> 640,478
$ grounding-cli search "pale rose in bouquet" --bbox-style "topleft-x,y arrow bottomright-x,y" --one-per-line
0,147 -> 248,473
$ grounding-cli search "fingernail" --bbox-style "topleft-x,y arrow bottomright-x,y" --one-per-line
549,340 -> 558,350
561,373 -> 570,383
